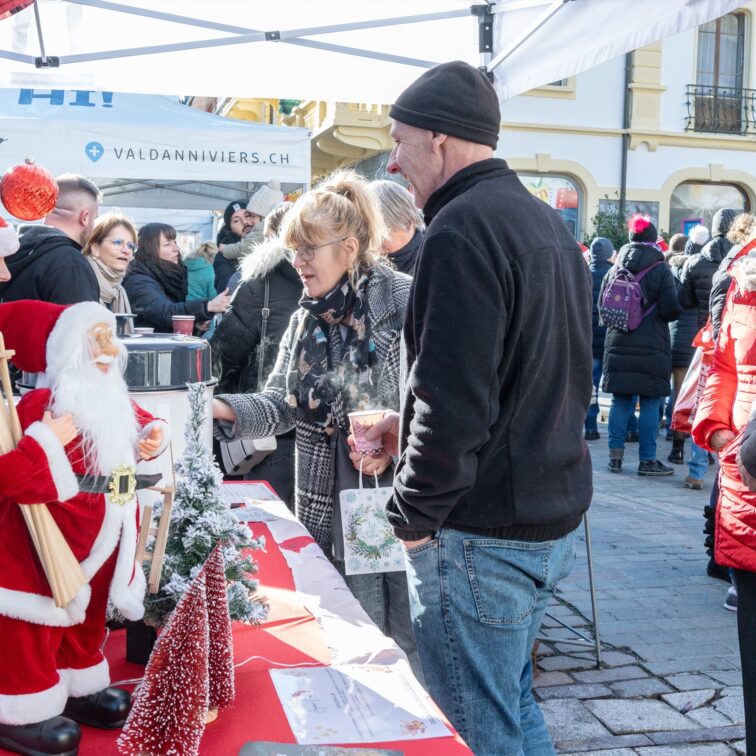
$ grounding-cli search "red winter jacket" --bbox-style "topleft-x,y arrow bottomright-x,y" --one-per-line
693,253 -> 756,571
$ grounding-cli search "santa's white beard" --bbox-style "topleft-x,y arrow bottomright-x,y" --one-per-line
49,355 -> 138,476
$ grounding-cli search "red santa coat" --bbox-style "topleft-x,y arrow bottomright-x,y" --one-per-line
0,388 -> 169,627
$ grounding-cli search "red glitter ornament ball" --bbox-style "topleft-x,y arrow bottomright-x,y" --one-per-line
0,158 -> 58,221
0,1 -> 33,22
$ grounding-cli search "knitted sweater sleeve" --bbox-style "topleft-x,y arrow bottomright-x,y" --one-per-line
215,310 -> 300,440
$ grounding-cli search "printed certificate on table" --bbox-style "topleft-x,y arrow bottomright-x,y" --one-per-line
270,663 -> 452,745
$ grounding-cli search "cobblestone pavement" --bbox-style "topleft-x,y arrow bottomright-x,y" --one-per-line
538,407 -> 745,754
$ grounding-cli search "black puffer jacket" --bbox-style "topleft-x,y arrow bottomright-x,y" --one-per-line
710,242 -> 753,339
587,237 -> 613,360
123,257 -> 209,332
668,253 -> 698,369
678,208 -> 737,328
212,239 -> 302,394
0,225 -> 99,304
601,243 -> 681,397
213,226 -> 240,293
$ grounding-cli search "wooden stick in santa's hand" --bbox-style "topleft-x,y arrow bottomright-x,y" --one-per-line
0,334 -> 86,608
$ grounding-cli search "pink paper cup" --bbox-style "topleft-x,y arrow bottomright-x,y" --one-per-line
172,315 -> 195,335
348,410 -> 385,455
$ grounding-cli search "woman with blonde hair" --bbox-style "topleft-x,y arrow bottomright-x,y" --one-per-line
83,212 -> 137,316
212,171 -> 419,672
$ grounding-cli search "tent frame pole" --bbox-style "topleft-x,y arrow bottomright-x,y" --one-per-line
31,0 -> 58,68
486,0 -> 569,74
54,0 -> 469,69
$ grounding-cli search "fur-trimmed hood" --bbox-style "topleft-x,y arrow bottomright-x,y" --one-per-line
240,237 -> 295,282
734,256 -> 756,292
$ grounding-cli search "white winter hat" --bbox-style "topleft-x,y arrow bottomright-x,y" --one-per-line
0,217 -> 19,257
247,180 -> 284,218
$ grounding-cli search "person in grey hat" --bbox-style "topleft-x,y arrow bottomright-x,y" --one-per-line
366,60 -> 593,754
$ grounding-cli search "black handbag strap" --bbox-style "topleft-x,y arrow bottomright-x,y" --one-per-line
258,276 -> 270,388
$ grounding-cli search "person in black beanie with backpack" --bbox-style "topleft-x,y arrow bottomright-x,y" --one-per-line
601,215 -> 681,476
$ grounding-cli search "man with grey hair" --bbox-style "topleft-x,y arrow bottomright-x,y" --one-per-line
0,174 -> 100,304
366,61 -> 592,754
371,179 -> 424,275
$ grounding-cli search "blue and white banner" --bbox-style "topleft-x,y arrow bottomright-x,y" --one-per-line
0,89 -> 311,183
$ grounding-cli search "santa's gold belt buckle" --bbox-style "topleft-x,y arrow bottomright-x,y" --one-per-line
108,465 -> 137,506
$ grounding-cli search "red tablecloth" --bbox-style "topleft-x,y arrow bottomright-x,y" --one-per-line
14,521 -> 469,755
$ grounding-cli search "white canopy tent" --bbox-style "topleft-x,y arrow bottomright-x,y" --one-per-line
0,0 -> 743,103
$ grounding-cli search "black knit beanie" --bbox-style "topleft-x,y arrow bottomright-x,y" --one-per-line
390,61 -> 500,148
223,199 -> 249,229
628,214 -> 658,244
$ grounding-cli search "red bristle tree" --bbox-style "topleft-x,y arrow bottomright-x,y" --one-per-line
203,544 -> 235,710
117,574 -> 210,756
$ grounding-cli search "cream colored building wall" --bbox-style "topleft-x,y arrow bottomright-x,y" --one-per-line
495,5 -> 756,237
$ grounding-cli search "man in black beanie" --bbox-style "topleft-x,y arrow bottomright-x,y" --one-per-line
374,60 -> 593,754
214,199 -> 254,293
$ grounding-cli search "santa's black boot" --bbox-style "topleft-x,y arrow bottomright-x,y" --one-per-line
0,716 -> 81,756
63,687 -> 131,730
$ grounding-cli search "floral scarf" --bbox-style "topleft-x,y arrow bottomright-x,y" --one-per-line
286,272 -> 375,429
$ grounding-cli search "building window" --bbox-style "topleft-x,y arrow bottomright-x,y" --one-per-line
518,173 -> 581,238
670,181 -> 749,234
687,13 -> 748,134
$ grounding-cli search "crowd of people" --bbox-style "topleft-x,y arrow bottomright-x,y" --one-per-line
2,59 -> 756,756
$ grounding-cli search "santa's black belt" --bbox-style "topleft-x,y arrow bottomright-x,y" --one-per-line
76,472 -> 162,495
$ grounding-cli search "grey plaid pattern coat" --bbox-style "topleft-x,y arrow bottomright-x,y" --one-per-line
217,264 -> 411,552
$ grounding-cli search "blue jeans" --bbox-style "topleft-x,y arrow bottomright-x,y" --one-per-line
404,527 -> 577,756
609,394 -> 660,461
584,358 -> 602,433
689,440 -> 708,480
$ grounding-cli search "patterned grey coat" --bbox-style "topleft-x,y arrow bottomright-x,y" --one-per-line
217,264 -> 411,552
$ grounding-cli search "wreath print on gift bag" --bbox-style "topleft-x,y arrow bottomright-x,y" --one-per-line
340,476 -> 404,576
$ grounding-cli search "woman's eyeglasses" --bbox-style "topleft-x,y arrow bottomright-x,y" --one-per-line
291,237 -> 348,262
108,238 -> 136,252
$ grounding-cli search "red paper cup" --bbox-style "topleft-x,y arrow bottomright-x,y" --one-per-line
172,315 -> 195,335
348,410 -> 385,454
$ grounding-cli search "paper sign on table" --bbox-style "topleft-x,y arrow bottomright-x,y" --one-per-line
221,482 -> 280,503
239,743 -> 403,755
233,504 -> 280,523
270,663 -> 452,745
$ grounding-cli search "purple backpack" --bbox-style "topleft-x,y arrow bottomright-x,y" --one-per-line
599,261 -> 663,333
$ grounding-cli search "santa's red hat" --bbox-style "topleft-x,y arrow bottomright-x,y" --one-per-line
0,299 -> 115,376
0,217 -> 18,257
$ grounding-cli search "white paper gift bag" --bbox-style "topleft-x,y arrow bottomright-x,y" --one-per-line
339,464 -> 405,576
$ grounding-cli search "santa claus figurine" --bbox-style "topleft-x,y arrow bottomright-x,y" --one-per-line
0,299 -> 169,756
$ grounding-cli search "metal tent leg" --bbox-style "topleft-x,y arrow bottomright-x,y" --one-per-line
583,512 -> 602,666
537,513 -> 602,667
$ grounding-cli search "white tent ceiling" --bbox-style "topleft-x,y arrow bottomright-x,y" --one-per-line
0,0 -> 743,104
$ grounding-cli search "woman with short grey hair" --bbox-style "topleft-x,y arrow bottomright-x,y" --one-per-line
371,180 -> 424,275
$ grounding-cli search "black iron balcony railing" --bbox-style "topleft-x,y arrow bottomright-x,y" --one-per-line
685,84 -> 756,136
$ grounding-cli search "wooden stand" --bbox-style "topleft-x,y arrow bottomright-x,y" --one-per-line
135,484 -> 174,594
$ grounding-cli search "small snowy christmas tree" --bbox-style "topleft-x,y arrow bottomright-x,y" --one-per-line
118,572 -> 210,756
142,382 -> 269,628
